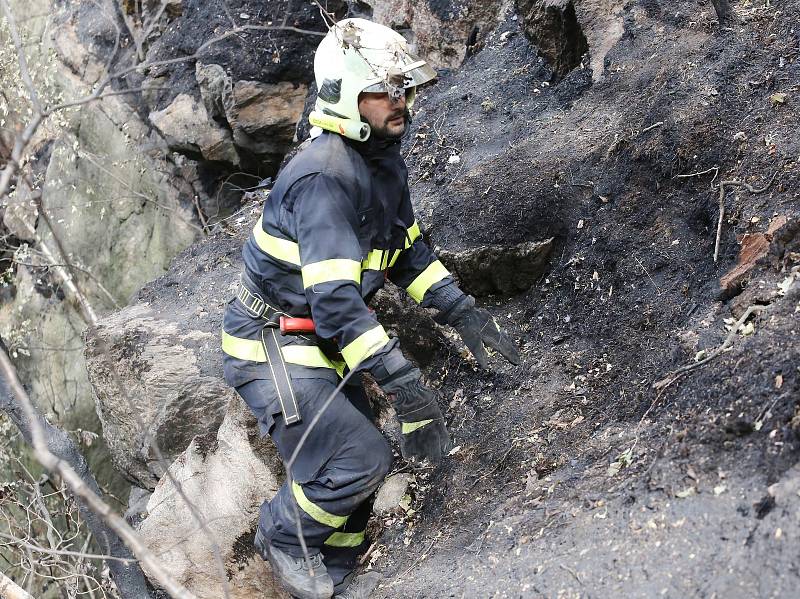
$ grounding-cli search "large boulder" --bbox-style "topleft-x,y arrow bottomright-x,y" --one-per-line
437,239 -> 554,296
84,302 -> 237,488
1,0 -> 201,426
227,80 -> 309,159
137,397 -> 286,598
194,69 -> 310,172
83,226 -> 247,488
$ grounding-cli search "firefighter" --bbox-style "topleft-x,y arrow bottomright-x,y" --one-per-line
221,18 -> 519,599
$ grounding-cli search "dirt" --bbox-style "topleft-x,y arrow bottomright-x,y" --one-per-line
109,1 -> 800,596
354,2 -> 800,597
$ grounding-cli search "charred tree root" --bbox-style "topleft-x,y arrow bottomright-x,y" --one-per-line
714,171 -> 779,263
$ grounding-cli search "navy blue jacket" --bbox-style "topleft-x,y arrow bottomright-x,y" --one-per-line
222,131 -> 461,388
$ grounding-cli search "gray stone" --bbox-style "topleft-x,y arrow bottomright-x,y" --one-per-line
225,80 -> 308,157
365,0 -> 508,68
149,93 -> 241,165
516,0 -> 625,82
84,303 -> 237,489
373,473 -> 412,514
137,397 -> 285,599
195,62 -> 233,121
437,238 -> 554,296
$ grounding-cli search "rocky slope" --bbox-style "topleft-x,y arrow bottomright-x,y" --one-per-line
74,0 -> 800,596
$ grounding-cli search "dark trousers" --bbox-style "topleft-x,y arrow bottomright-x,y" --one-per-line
237,376 -> 392,587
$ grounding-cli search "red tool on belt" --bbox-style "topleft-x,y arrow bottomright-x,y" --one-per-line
280,316 -> 316,334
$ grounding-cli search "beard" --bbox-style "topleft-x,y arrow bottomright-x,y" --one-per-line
369,108 -> 410,140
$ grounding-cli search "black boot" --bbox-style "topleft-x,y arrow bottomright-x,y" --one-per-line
256,527 -> 335,599
334,571 -> 382,599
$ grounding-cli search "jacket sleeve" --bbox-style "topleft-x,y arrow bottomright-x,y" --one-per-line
387,220 -> 466,311
291,173 -> 395,372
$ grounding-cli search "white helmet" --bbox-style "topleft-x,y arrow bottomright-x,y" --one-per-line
310,18 -> 437,141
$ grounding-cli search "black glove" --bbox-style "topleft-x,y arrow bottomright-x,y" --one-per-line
377,365 -> 451,465
436,295 -> 520,369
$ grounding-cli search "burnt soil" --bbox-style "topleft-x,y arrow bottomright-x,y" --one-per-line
129,1 -> 800,597
361,2 -> 800,598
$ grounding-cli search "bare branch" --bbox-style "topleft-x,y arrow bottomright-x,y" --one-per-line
0,532 -> 139,564
0,571 -> 34,599
0,346 -> 197,599
0,0 -> 43,114
713,171 -> 778,263
653,304 -> 767,391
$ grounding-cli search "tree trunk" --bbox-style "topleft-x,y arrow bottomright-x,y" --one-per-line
0,341 -> 153,599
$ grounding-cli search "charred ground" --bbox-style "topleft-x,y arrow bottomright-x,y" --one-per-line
365,2 -> 800,597
89,1 -> 799,596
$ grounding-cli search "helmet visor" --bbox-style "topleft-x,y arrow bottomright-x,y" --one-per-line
362,59 -> 438,93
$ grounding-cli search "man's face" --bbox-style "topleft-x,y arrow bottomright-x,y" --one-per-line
358,91 -> 407,139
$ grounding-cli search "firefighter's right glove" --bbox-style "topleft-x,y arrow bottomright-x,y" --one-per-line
377,366 -> 451,465
436,295 -> 520,369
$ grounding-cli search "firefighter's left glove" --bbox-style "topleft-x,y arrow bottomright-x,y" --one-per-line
377,365 -> 451,465
436,295 -> 520,369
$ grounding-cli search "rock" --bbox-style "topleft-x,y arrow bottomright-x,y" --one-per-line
365,0 -> 507,68
373,473 -> 412,514
516,0 -> 625,82
437,238 -> 554,296
195,63 -> 233,121
52,11 -> 107,84
2,6 -> 200,425
149,94 -> 241,165
515,0 -> 589,80
82,222 -> 246,488
225,80 -> 308,159
138,397 -> 285,598
84,302 -> 237,488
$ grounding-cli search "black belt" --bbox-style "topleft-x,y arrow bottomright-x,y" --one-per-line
236,274 -> 301,425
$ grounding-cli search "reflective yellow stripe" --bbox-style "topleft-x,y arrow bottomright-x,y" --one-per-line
325,530 -> 366,547
406,221 -> 421,248
222,331 -> 266,362
292,481 -> 348,528
362,250 -> 385,271
250,220 -> 420,267
341,325 -> 390,369
406,260 -> 450,303
401,419 -> 434,434
302,259 -> 362,288
388,249 -> 402,268
282,345 -> 335,369
221,332 -> 336,370
251,223 -> 301,266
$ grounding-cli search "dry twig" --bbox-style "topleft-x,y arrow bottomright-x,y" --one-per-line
640,121 -> 664,134
0,348 -> 191,598
713,171 -> 778,263
653,304 -> 766,391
